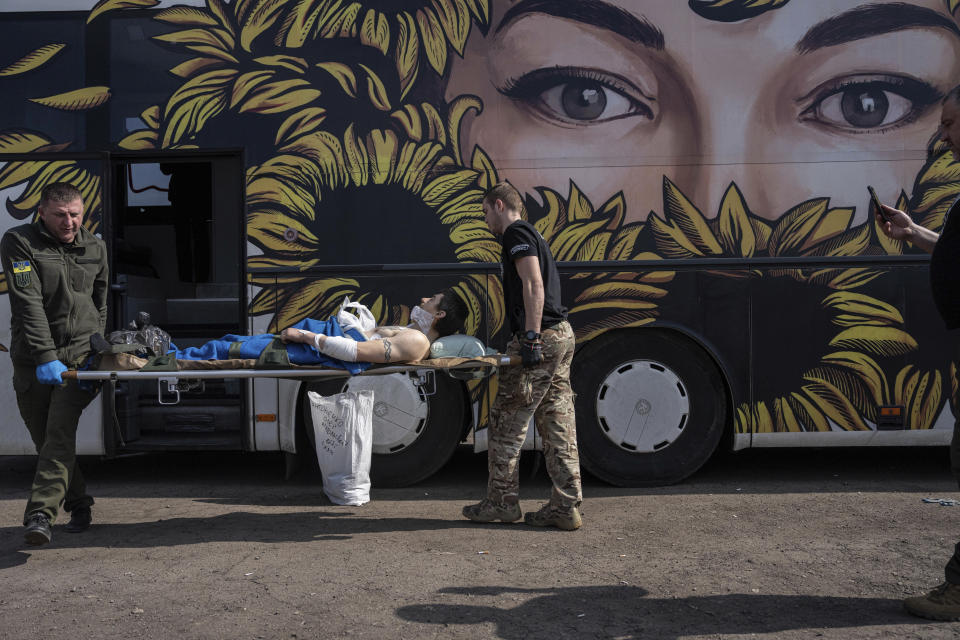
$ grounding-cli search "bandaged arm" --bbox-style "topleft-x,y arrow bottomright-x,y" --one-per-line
281,327 -> 430,363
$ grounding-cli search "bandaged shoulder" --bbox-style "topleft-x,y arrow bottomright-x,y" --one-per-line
314,334 -> 358,362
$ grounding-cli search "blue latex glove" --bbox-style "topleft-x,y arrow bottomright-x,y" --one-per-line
36,360 -> 68,385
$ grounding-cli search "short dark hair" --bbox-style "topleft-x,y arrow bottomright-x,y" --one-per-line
40,182 -> 83,208
434,288 -> 468,337
483,181 -> 524,214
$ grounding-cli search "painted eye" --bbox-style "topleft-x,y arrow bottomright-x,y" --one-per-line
500,67 -> 654,125
802,77 -> 940,133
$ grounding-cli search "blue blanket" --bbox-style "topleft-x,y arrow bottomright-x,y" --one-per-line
169,317 -> 371,375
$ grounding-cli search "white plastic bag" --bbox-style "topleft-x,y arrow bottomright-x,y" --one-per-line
337,297 -> 377,334
308,389 -> 374,506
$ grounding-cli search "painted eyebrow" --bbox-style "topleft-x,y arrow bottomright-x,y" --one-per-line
495,0 -> 665,50
797,2 -> 960,54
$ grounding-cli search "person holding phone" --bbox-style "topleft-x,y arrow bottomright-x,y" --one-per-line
876,86 -> 960,621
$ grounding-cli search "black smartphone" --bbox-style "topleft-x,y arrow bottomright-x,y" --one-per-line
868,185 -> 890,221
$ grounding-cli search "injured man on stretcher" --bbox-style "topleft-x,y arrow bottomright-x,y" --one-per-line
163,289 -> 470,373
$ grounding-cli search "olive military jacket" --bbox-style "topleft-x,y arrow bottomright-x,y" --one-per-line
1,219 -> 108,368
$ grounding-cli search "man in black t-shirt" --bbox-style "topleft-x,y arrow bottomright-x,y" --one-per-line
877,86 -> 960,621
462,181 -> 583,530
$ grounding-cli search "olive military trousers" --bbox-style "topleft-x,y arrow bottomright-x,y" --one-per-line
486,321 -> 582,510
947,420 -> 960,584
947,332 -> 960,584
13,364 -> 97,525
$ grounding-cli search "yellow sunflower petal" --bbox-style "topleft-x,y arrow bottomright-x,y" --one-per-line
432,0 -> 470,55
820,350 -> 888,407
237,79 -> 321,115
904,368 -> 942,431
0,131 -> 52,153
254,54 -> 308,73
753,400 -> 774,433
802,379 -> 869,431
360,64 -> 391,111
30,87 -> 111,111
360,8 -> 390,55
649,215 -> 705,259
315,2 -> 361,38
88,0 -> 160,24
772,396 -> 802,432
396,12 -> 420,98
787,392 -> 830,432
170,57 -> 226,79
229,69 -> 274,108
716,182 -> 755,257
0,44 -> 66,77
274,106 -> 327,146
416,7 -> 448,74
153,27 -> 230,51
118,130 -> 159,150
662,177 -> 722,255
822,291 -> 903,327
767,198 -> 829,256
316,62 -> 358,98
240,0 -> 290,52
155,5 -> 219,26
828,326 -> 917,357
161,69 -> 236,147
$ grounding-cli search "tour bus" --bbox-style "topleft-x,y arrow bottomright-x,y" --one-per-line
0,0 -> 956,487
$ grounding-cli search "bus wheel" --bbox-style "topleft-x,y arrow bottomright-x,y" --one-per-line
572,330 -> 727,486
301,372 -> 467,487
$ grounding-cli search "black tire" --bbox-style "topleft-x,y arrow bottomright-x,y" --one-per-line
300,372 -> 467,487
572,329 -> 728,486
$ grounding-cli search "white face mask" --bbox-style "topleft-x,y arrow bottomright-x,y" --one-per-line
410,305 -> 435,334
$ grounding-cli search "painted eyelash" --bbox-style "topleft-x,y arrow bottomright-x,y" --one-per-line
499,66 -> 648,101
498,66 -> 655,121
799,74 -> 942,133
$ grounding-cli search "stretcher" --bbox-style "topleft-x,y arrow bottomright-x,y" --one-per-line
62,354 -> 516,401
61,353 -> 516,380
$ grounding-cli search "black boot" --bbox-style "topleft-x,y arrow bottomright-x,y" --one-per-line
65,506 -> 92,533
24,513 -> 51,545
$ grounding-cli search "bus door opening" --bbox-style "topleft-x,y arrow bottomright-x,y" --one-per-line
108,154 -> 245,451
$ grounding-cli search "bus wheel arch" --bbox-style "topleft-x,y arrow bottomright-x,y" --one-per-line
571,328 -> 730,486
297,372 -> 469,487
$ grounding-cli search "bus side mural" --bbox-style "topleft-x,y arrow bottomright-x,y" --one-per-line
0,0 -> 958,485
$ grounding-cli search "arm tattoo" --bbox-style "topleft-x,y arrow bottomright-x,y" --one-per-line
382,339 -> 392,362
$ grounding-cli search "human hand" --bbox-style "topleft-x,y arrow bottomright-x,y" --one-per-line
875,204 -> 912,240
520,338 -> 543,367
36,360 -> 68,385
280,328 -> 306,343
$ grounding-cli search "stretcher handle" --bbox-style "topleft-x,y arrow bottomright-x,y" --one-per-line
60,355 -> 522,381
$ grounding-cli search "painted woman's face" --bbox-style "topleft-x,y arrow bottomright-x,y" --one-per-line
446,0 -> 960,222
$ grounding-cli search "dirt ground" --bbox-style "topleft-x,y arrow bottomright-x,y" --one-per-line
1,445 -> 959,640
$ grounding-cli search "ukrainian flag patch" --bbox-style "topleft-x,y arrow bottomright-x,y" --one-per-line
12,260 -> 31,288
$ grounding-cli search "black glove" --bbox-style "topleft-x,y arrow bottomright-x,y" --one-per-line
520,338 -> 543,367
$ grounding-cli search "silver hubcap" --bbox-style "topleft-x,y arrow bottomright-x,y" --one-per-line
594,360 -> 689,453
339,373 -> 429,455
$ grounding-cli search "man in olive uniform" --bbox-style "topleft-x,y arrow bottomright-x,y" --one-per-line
463,181 -> 582,530
1,182 -> 108,545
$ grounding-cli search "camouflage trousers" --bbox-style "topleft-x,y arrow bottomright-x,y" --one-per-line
947,334 -> 960,583
487,320 -> 582,510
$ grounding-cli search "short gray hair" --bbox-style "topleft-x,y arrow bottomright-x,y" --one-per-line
40,182 -> 83,208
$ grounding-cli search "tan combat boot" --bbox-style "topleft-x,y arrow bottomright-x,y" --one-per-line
523,503 -> 582,531
904,582 -> 960,621
462,499 -> 522,523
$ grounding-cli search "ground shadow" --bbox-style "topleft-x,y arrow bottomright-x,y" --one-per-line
0,445 -> 956,505
0,549 -> 29,570
0,510 -> 523,552
397,584 -> 922,639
